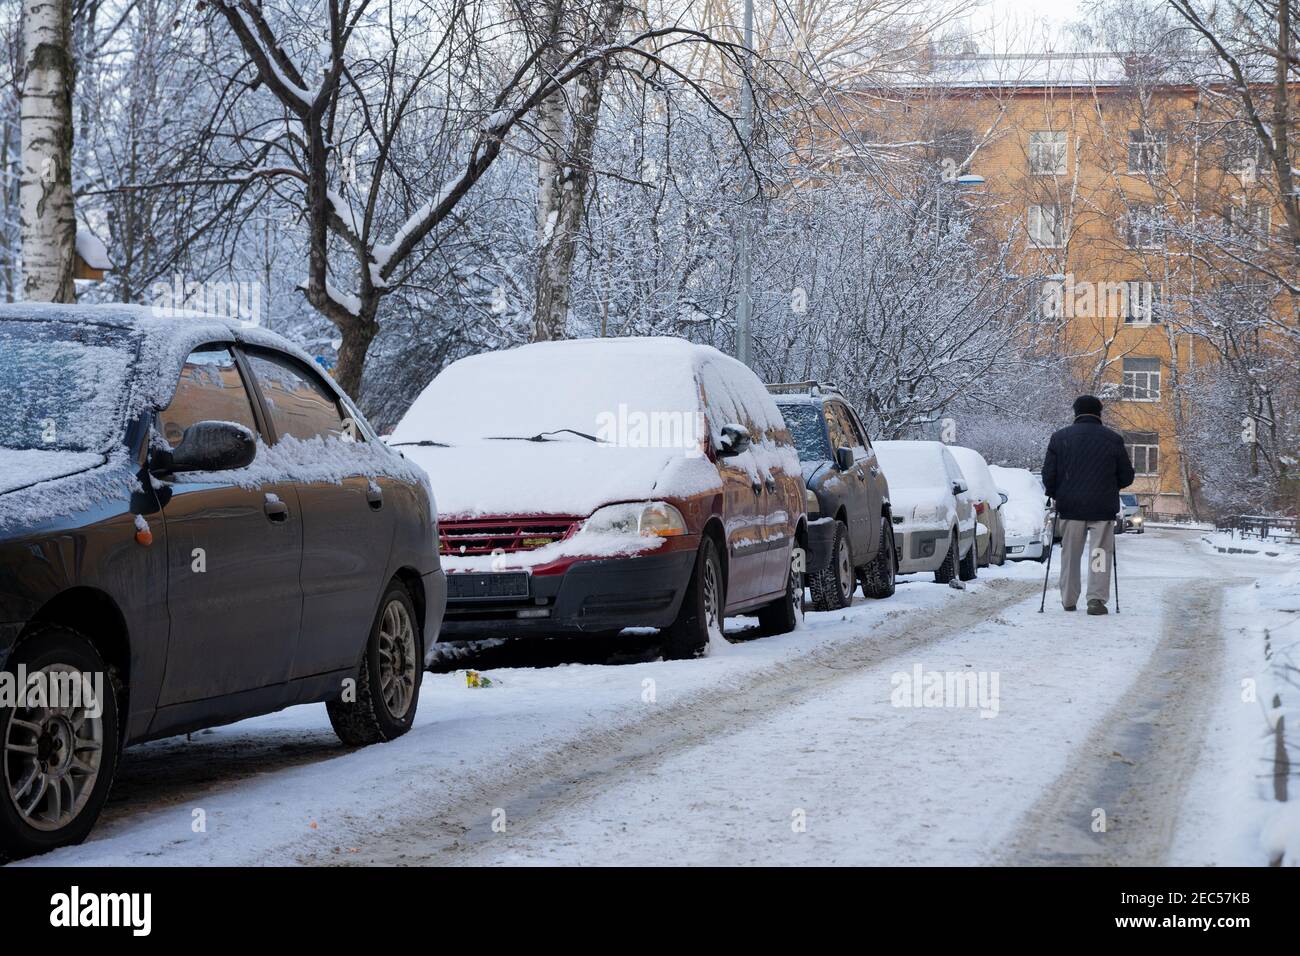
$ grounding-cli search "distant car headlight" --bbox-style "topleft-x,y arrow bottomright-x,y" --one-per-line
805,488 -> 820,517
1132,515 -> 1143,525
581,501 -> 687,538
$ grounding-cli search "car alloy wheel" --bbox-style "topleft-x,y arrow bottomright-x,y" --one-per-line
4,664 -> 104,833
377,598 -> 418,721
703,552 -> 723,641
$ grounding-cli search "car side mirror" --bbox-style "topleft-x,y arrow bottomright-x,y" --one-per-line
717,423 -> 752,458
835,446 -> 854,471
154,421 -> 256,474
952,480 -> 968,496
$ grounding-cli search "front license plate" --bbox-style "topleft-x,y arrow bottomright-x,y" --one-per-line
447,572 -> 530,601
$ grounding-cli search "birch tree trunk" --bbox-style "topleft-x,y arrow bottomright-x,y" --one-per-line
19,0 -> 76,303
532,0 -> 625,342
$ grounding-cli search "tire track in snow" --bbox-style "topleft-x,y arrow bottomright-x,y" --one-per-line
322,578 -> 1040,865
1002,549 -> 1231,864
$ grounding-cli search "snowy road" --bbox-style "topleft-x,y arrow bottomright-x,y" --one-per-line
12,527 -> 1293,867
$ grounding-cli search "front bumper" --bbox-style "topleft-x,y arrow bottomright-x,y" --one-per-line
894,523 -> 950,574
806,517 -> 838,570
1004,536 -> 1045,560
439,548 -> 697,639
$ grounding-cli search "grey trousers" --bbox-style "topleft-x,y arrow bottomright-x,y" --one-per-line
1057,518 -> 1114,608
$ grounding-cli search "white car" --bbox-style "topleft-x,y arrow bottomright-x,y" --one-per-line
875,440 -> 978,583
948,445 -> 1007,566
990,465 -> 1051,561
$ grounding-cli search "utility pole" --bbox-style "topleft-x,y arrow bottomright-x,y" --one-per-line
734,0 -> 753,366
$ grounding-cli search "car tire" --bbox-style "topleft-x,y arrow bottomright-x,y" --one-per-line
0,627 -> 121,862
757,544 -> 805,636
808,520 -> 854,611
934,530 -> 958,583
958,532 -> 978,581
328,583 -> 423,746
859,519 -> 897,599
663,536 -> 724,660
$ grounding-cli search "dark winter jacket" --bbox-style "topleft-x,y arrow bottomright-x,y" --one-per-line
1041,415 -> 1136,521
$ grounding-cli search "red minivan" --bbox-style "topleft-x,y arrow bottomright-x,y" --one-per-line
392,337 -> 808,658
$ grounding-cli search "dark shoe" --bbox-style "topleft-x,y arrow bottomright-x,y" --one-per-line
1063,605 -> 1077,612
1087,600 -> 1108,615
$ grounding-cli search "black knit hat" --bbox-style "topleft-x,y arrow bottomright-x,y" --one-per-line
1073,394 -> 1103,417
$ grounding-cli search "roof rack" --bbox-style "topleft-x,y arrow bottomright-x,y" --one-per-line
765,380 -> 843,398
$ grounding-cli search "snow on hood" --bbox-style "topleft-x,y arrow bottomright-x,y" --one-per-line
0,450 -> 141,536
402,439 -> 720,518
0,449 -> 105,496
990,465 -> 1047,538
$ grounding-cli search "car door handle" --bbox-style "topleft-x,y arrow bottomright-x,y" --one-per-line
869,465 -> 879,477
751,481 -> 763,496
764,477 -> 777,493
263,496 -> 289,522
366,486 -> 384,511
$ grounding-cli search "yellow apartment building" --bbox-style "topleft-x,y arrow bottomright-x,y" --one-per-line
846,51 -> 1280,516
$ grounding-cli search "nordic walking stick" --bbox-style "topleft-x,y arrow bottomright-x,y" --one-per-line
1039,511 -> 1057,613
1112,521 -> 1121,614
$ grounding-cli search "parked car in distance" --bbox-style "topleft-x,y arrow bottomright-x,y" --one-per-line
947,445 -> 1007,567
874,441 -> 978,584
392,337 -> 808,661
0,305 -> 445,860
1118,493 -> 1145,534
767,382 -> 895,609
990,465 -> 1051,562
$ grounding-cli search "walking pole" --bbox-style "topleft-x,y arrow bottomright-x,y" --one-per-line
1039,511 -> 1057,613
1112,519 -> 1121,614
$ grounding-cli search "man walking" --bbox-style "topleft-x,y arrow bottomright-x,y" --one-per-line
1041,395 -> 1135,615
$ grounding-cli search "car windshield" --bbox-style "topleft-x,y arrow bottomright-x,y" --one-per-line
777,402 -> 829,461
0,319 -> 139,452
1121,494 -> 1138,506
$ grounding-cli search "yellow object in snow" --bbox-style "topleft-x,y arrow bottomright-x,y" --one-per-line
465,670 -> 494,688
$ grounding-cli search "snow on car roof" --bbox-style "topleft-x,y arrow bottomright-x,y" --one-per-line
874,440 -> 949,490
393,336 -> 760,448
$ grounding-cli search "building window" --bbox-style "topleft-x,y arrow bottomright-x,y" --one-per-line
1219,124 -> 1267,181
1122,280 -> 1162,323
1029,131 -> 1067,174
1125,204 -> 1165,249
1028,204 -> 1064,247
1121,358 -> 1161,402
1124,431 -> 1160,474
1127,129 -> 1167,174
1227,203 -> 1270,249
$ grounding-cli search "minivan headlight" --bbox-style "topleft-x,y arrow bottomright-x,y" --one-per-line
582,501 -> 687,537
912,503 -> 945,523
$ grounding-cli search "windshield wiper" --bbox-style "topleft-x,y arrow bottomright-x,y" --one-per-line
489,429 -> 607,444
389,439 -> 449,448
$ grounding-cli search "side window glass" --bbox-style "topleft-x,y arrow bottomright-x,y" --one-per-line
157,347 -> 259,449
823,403 -> 852,452
246,351 -> 347,442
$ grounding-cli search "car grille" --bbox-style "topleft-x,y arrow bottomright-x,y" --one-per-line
439,517 -> 579,555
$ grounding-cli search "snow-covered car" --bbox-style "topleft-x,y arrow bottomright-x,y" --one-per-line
1118,492 -> 1145,534
392,337 -> 808,659
947,445 -> 1007,567
874,441 -> 978,583
0,305 -> 445,861
990,465 -> 1051,561
768,383 -> 895,610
